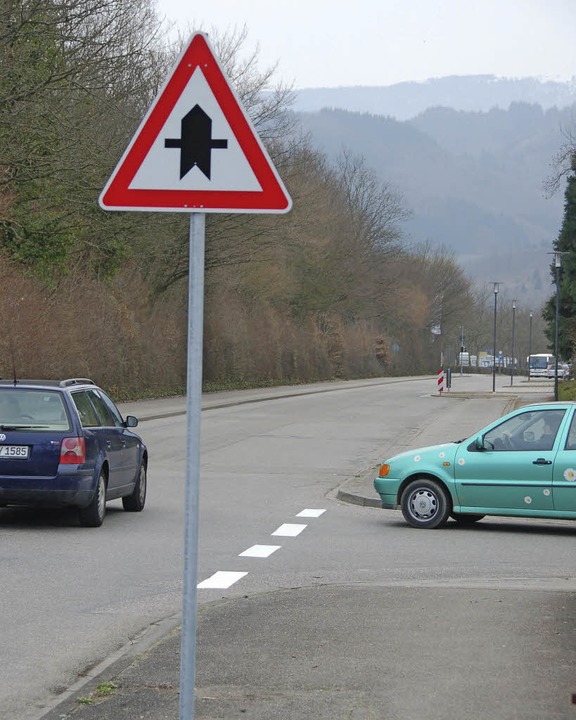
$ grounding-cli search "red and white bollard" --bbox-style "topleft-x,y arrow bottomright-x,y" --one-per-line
437,367 -> 445,393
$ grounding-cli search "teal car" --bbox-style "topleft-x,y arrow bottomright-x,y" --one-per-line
374,402 -> 576,529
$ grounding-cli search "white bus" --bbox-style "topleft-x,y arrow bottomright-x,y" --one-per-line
528,353 -> 555,378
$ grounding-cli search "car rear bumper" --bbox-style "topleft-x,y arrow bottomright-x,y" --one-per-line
0,467 -> 96,508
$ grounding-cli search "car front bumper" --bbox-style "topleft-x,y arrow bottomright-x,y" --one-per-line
374,477 -> 401,509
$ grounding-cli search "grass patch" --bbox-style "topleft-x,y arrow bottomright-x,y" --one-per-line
558,379 -> 576,401
96,682 -> 118,696
76,682 -> 118,706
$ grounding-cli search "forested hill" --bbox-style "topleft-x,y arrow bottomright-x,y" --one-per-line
297,101 -> 574,304
293,75 -> 576,121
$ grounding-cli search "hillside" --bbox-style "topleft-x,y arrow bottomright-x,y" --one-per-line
297,100 -> 574,305
294,75 -> 576,121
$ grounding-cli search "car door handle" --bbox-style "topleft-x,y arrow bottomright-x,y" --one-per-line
533,458 -> 552,465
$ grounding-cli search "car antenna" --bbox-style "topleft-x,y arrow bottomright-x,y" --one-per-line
9,334 -> 18,386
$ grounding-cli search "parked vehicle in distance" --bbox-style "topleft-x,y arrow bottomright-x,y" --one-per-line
546,363 -> 571,379
0,378 -> 147,527
528,353 -> 555,378
374,402 -> 576,529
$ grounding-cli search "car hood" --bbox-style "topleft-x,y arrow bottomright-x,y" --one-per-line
384,441 -> 462,466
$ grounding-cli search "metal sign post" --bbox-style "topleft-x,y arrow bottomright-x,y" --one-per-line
98,32 -> 292,720
179,212 -> 205,720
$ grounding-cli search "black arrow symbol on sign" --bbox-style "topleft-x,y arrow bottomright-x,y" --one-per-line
164,104 -> 228,180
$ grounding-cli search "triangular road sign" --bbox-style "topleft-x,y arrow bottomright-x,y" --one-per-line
99,32 -> 292,213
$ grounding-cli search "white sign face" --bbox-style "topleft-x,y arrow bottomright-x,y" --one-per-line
129,69 -> 262,193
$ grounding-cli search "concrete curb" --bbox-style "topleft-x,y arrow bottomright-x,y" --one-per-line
335,485 -> 381,508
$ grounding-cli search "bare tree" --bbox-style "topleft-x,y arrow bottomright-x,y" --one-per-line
141,25 -> 301,293
544,124 -> 576,196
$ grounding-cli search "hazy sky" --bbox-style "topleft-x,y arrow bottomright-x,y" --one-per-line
156,0 -> 575,89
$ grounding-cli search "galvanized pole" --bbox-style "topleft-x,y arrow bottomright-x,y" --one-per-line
554,253 -> 561,402
179,212 -> 205,720
492,283 -> 499,392
510,300 -> 516,386
527,312 -> 532,381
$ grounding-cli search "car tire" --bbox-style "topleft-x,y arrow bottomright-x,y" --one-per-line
400,478 -> 451,529
79,471 -> 106,528
451,512 -> 485,524
122,462 -> 147,512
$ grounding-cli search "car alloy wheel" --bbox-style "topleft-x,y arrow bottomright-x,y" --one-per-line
401,478 -> 451,529
122,462 -> 147,512
79,471 -> 106,528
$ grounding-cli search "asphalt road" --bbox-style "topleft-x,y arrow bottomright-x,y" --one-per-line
4,374 -> 576,720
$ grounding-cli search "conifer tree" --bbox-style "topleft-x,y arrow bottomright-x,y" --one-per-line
544,157 -> 576,360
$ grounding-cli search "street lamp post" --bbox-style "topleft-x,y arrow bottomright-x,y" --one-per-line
492,282 -> 500,392
528,312 -> 533,382
554,253 -> 562,401
510,299 -> 516,386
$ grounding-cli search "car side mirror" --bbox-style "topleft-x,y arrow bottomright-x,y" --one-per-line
125,415 -> 139,428
475,435 -> 485,451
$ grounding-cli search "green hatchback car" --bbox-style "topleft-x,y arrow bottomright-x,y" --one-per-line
374,402 -> 576,529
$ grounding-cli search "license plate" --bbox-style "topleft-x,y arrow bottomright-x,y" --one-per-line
0,445 -> 29,459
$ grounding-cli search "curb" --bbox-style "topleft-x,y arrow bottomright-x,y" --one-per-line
35,616 -> 181,720
335,487 -> 381,508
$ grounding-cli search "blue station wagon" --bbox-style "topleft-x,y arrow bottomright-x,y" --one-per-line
0,378 -> 147,527
374,402 -> 576,529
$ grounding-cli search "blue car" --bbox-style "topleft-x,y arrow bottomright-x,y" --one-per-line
0,378 -> 147,527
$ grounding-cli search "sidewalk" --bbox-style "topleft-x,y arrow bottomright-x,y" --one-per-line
39,374 -> 556,720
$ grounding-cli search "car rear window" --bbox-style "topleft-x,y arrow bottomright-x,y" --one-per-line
0,389 -> 71,431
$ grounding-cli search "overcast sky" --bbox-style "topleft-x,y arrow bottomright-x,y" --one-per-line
156,0 -> 575,89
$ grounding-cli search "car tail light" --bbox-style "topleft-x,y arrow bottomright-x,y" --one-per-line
378,464 -> 391,477
60,437 -> 86,464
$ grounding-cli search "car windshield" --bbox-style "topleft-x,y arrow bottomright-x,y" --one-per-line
0,389 -> 71,431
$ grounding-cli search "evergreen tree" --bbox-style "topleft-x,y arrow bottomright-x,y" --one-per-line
544,160 -> 576,360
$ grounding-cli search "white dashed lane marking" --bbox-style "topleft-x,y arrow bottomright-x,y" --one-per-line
239,545 -> 281,558
197,508 -> 327,589
297,508 -> 326,518
197,571 -> 248,589
271,523 -> 307,537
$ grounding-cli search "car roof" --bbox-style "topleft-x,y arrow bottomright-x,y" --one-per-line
519,401 -> 576,411
0,378 -> 97,389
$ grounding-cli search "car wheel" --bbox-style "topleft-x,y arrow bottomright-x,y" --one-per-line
79,471 -> 106,528
122,462 -> 147,512
400,478 -> 451,529
451,512 -> 485,524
